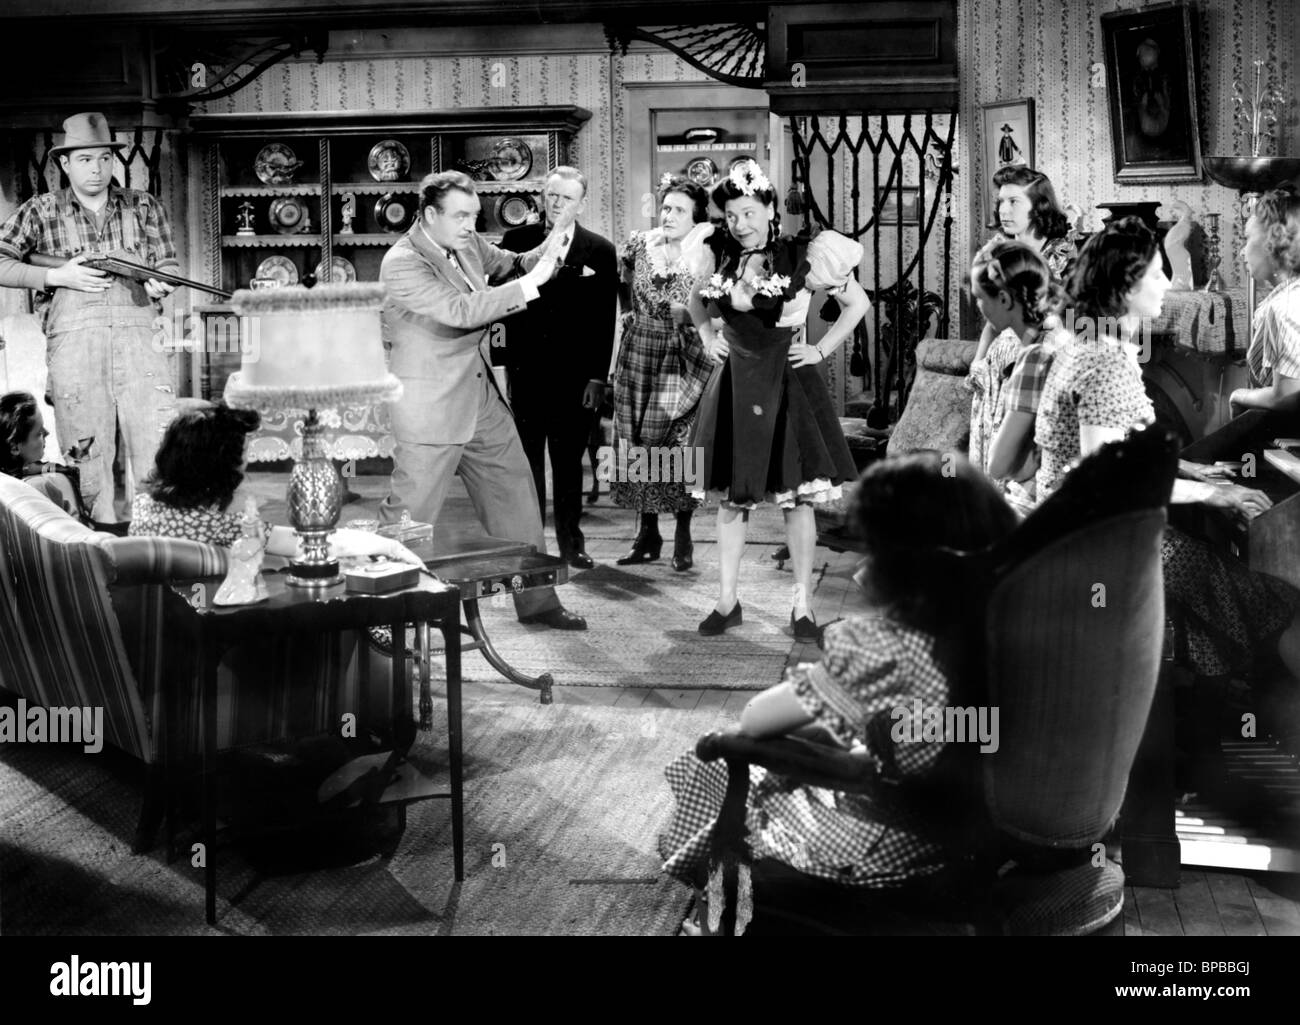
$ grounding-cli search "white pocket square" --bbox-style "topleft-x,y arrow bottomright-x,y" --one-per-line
581,266 -> 597,277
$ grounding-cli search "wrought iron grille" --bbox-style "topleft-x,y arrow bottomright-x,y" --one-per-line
788,113 -> 957,425
604,23 -> 766,88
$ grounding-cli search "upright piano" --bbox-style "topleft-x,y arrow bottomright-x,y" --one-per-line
1124,408 -> 1300,886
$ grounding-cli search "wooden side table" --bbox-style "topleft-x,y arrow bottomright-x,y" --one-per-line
165,571 -> 462,925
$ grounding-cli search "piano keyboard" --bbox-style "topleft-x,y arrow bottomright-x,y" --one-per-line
1176,740 -> 1300,873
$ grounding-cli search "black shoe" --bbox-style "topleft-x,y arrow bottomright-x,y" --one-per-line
671,544 -> 694,572
587,485 -> 600,504
791,612 -> 821,644
616,533 -> 663,565
519,607 -> 588,631
699,603 -> 742,636
566,551 -> 594,570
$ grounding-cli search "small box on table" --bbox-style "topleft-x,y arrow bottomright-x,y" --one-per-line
344,560 -> 420,594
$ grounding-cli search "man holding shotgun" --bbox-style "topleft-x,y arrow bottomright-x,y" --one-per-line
0,111 -> 182,527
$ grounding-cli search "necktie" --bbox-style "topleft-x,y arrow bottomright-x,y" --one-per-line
443,247 -> 477,292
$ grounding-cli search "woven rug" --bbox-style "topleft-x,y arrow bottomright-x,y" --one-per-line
247,472 -> 864,689
0,682 -> 733,935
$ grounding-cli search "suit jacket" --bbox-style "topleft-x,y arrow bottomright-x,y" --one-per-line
380,223 -> 530,445
498,221 -> 618,391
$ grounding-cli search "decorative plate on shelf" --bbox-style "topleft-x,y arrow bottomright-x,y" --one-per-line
685,156 -> 718,186
253,255 -> 299,287
268,195 -> 309,234
313,255 -> 357,284
491,138 -> 533,181
497,194 -> 538,228
375,193 -> 415,233
254,143 -> 303,186
368,139 -> 411,183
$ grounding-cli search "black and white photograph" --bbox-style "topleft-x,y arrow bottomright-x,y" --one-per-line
0,0 -> 1297,1004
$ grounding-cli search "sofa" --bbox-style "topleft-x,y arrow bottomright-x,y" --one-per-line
0,474 -> 358,851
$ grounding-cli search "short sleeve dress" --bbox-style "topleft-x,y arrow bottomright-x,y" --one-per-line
609,225 -> 717,514
690,230 -> 862,509
129,492 -> 242,547
1033,333 -> 1300,679
1245,276 -> 1300,387
659,613 -> 956,888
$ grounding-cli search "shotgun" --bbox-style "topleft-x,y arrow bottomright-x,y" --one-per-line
26,250 -> 232,300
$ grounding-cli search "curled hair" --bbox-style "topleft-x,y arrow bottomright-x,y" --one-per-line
658,176 -> 709,224
852,452 -> 1018,649
145,402 -> 260,511
1251,185 -> 1300,278
1063,216 -> 1159,323
0,390 -> 40,476
992,165 -> 1070,241
971,240 -> 1065,329
417,170 -> 477,215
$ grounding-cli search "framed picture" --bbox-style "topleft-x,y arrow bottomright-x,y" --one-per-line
1101,1 -> 1203,184
875,185 -> 920,226
982,98 -> 1034,228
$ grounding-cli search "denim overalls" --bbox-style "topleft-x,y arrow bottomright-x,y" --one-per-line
43,197 -> 175,523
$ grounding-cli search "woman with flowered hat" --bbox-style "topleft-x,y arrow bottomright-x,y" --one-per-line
688,160 -> 870,641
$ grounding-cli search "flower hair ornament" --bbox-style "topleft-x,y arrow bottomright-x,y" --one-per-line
728,160 -> 772,196
658,172 -> 675,191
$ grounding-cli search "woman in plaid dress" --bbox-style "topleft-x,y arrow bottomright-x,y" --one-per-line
610,177 -> 717,571
660,453 -> 1018,930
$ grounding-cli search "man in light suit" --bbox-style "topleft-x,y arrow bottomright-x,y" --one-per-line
500,168 -> 617,570
379,170 -> 586,630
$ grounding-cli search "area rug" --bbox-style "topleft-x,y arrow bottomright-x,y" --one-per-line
0,681 -> 732,936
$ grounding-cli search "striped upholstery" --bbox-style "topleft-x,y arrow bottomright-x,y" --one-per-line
0,474 -> 361,763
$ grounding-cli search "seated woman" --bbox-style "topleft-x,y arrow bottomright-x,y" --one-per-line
967,167 -> 1076,473
968,241 -> 1064,516
1230,186 -> 1300,415
1,390 -> 92,524
660,453 -> 1018,932
129,401 -> 421,748
1034,218 -> 1300,689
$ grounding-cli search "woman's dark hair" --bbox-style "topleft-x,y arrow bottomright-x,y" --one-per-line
658,176 -> 709,224
971,239 -> 1065,329
1,390 -> 40,476
852,451 -> 1017,652
710,161 -> 781,237
145,402 -> 260,511
417,170 -> 477,216
992,165 -> 1070,241
1063,216 -> 1159,323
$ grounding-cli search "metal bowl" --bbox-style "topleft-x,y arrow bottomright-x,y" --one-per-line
1202,156 -> 1300,193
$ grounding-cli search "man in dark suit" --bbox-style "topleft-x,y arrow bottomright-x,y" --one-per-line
501,167 -> 617,570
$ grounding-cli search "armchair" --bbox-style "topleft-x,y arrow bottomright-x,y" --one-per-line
0,475 -> 356,853
694,425 -> 1179,935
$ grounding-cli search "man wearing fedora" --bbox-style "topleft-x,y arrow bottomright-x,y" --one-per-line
0,111 -> 181,528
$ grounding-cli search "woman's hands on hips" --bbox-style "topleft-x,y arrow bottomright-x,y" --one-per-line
703,330 -> 729,364
787,341 -> 825,368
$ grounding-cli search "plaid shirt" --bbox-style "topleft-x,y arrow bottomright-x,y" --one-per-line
0,184 -> 179,319
1004,336 -> 1058,416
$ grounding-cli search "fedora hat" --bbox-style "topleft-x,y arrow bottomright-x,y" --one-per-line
49,112 -> 127,157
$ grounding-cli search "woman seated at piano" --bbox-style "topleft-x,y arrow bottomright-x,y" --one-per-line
1230,186 -> 1300,416
1035,218 -> 1300,689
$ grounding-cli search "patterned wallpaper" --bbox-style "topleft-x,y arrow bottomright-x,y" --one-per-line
954,0 -> 1297,334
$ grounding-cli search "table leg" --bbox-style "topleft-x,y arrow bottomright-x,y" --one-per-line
418,622 -> 433,730
391,617 -> 408,734
462,598 -> 554,704
201,636 -> 218,925
442,616 -> 464,882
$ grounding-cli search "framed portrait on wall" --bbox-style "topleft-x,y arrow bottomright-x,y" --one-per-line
1101,1 -> 1203,184
981,98 -> 1034,229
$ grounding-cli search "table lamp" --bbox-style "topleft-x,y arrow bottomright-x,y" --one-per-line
225,283 -> 402,588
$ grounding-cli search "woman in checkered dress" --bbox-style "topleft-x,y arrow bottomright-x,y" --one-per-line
610,177 -> 717,571
660,453 -> 1018,915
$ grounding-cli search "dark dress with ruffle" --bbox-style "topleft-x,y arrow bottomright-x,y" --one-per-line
691,232 -> 858,508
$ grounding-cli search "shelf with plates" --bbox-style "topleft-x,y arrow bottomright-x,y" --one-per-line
221,234 -> 323,247
330,182 -> 424,195
184,107 -> 592,414
220,185 -> 323,197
